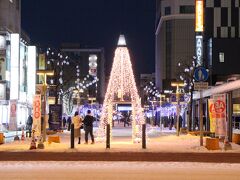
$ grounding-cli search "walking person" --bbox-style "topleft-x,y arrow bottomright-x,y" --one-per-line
62,117 -> 67,129
83,110 -> 95,144
67,116 -> 71,131
72,111 -> 83,144
26,115 -> 33,137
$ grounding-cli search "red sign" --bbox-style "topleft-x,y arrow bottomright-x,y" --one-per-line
33,95 -> 41,136
209,100 -> 226,114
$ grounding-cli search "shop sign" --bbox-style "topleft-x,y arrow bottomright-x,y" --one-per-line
194,82 -> 208,90
196,35 -> 203,66
33,94 -> 41,136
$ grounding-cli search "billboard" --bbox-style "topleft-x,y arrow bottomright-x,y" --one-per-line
195,0 -> 204,32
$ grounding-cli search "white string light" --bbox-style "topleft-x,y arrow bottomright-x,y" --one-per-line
97,43 -> 145,143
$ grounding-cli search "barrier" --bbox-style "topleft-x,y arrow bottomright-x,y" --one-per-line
206,137 -> 219,150
48,135 -> 60,144
232,133 -> 240,144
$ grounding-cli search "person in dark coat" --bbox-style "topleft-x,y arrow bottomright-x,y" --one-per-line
67,116 -> 72,131
62,117 -> 67,128
83,110 -> 95,144
26,115 -> 33,137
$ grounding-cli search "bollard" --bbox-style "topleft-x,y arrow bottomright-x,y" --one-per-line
142,124 -> 146,149
106,124 -> 110,149
71,123 -> 74,149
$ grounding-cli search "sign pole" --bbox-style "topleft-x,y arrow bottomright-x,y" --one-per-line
199,90 -> 203,146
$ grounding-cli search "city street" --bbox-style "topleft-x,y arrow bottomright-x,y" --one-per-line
0,161 -> 239,180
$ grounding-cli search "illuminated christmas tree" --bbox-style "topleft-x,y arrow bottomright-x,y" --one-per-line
97,35 -> 145,142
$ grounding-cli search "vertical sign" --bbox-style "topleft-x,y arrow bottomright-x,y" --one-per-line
196,35 -> 203,66
27,46 -> 36,104
10,34 -> 20,100
208,99 -> 216,133
208,94 -> 227,136
33,95 -> 41,136
89,54 -> 97,76
195,0 -> 204,32
213,94 -> 226,136
9,100 -> 17,130
38,54 -> 45,84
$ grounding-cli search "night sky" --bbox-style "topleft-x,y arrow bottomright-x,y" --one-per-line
21,0 -> 155,78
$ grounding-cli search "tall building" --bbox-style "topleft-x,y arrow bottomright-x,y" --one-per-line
155,0 -> 195,91
0,0 -> 37,130
204,0 -> 240,84
0,0 -> 21,34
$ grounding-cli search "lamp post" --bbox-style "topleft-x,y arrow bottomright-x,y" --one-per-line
171,82 -> 184,136
36,70 -> 54,143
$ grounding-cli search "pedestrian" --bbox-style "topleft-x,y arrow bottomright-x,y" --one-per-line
62,117 -> 66,128
67,116 -> 71,131
26,115 -> 33,137
83,110 -> 95,144
72,111 -> 83,144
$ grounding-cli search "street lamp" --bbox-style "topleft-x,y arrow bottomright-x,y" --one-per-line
36,70 -> 54,144
171,82 -> 184,136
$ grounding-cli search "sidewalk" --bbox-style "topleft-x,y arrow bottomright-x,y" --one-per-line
1,124 -> 240,162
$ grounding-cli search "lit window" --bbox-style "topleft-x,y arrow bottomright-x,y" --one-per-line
219,52 -> 224,63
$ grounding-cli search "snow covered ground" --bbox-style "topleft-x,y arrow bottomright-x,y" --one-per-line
0,161 -> 240,180
1,124 -> 240,153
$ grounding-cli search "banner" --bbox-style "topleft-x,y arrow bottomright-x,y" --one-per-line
9,100 -> 17,131
208,94 -> 227,136
33,95 -> 41,136
208,99 -> 215,133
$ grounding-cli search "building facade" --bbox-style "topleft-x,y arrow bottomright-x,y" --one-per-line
0,0 -> 36,131
155,0 -> 195,91
204,0 -> 240,84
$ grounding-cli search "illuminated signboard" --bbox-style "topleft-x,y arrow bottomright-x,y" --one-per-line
10,34 -> 19,100
27,46 -> 36,104
196,35 -> 203,66
89,54 -> 97,76
195,0 -> 204,32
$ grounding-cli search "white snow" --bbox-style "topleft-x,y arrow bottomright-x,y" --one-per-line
1,124 -> 240,153
0,161 -> 240,180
